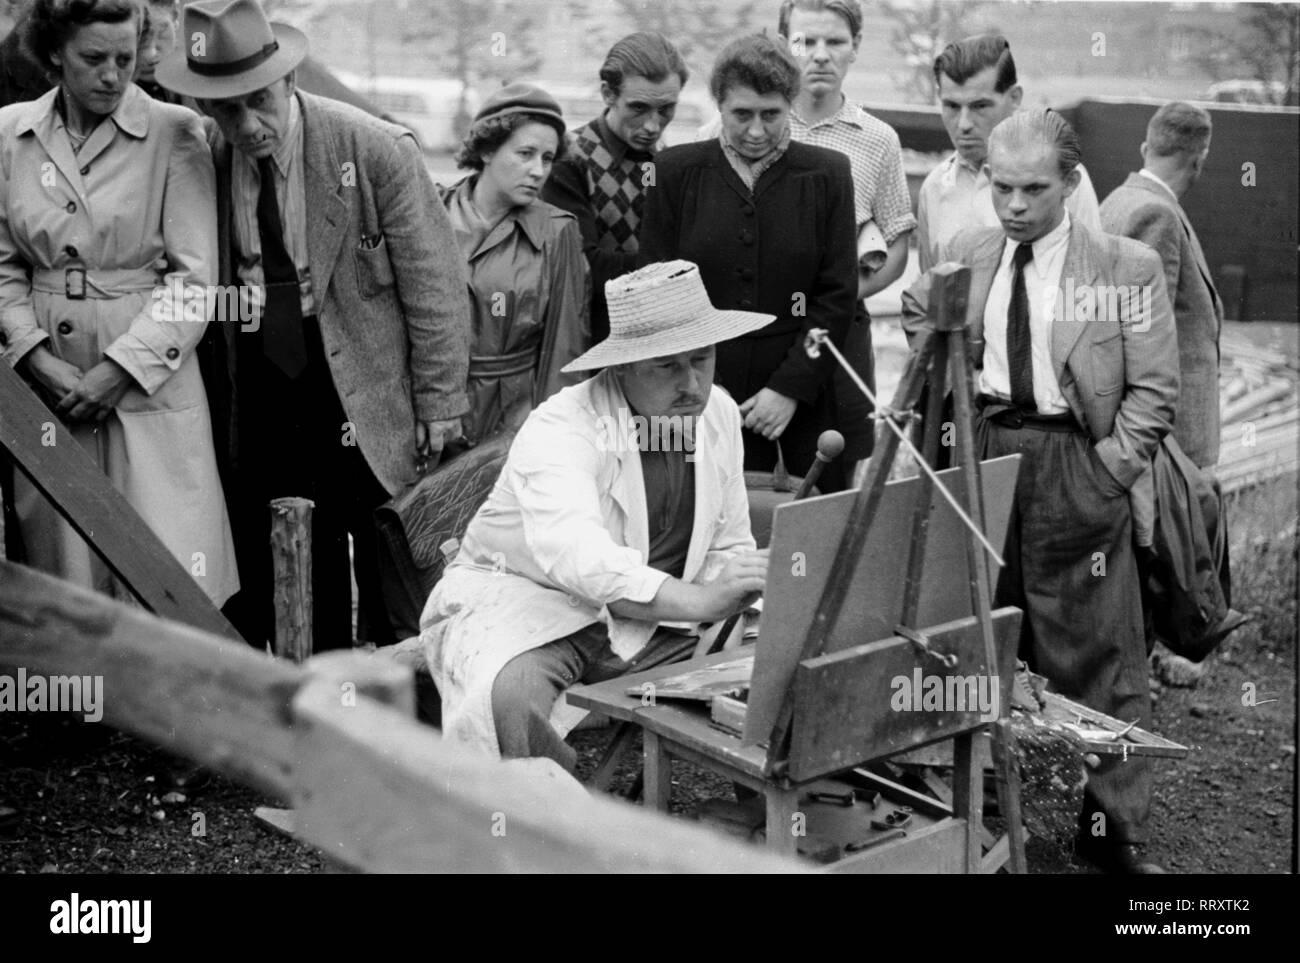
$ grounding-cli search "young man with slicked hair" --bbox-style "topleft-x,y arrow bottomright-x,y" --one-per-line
916,34 -> 1102,272
542,32 -> 688,343
904,109 -> 1180,874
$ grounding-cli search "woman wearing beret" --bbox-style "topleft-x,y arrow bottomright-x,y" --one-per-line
0,0 -> 236,604
638,34 -> 857,490
444,83 -> 591,444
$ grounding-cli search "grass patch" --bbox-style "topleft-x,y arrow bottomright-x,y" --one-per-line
1222,473 -> 1298,659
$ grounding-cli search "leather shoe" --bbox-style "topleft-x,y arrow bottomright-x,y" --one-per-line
1075,833 -> 1167,874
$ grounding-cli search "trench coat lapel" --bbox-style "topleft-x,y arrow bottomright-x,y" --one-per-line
298,93 -> 351,304
21,89 -> 90,209
1052,221 -> 1101,381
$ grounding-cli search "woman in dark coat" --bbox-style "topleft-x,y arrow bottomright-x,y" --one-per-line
638,33 -> 857,489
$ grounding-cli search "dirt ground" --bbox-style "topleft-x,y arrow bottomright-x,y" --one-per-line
2,470 -> 1292,874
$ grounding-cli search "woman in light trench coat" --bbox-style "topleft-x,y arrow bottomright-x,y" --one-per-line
0,0 -> 236,605
443,83 -> 591,444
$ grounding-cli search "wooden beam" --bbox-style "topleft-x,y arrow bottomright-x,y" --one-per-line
0,560 -> 296,799
289,677 -> 802,874
0,363 -> 240,641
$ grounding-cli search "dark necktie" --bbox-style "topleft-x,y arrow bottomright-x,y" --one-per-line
1006,241 -> 1036,411
256,155 -> 307,379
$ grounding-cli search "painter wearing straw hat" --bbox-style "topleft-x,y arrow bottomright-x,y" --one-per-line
421,261 -> 771,769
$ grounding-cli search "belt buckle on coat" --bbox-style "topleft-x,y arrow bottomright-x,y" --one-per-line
65,266 -> 87,300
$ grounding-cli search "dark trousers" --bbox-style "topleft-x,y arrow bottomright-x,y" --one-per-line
223,318 -> 395,652
491,623 -> 689,773
978,409 -> 1152,844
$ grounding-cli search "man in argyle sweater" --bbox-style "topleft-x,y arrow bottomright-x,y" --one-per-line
543,33 -> 689,342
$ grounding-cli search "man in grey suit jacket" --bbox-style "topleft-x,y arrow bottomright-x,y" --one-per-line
158,0 -> 471,650
1101,102 -> 1222,470
904,110 -> 1179,873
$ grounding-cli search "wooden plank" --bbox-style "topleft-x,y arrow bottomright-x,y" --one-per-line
0,364 -> 239,641
764,786 -> 800,858
643,731 -> 673,812
786,609 -> 1021,781
288,677 -> 802,873
623,656 -> 752,702
952,733 -> 982,872
0,560 -> 297,798
826,818 -> 966,874
745,456 -> 1020,744
566,648 -> 751,721
1040,690 -> 1189,757
710,695 -> 747,736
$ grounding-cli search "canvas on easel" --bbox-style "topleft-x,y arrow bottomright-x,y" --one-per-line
743,454 -> 1021,745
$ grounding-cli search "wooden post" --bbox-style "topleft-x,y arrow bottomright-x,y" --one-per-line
270,497 -> 314,663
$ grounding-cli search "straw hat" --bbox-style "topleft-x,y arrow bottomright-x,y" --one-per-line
562,261 -> 774,372
156,0 -> 308,100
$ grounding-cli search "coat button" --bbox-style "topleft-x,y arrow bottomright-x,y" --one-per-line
741,204 -> 754,217
79,165 -> 89,176
57,321 -> 73,335
740,267 -> 754,281
738,230 -> 754,245
165,347 -> 180,361
66,201 -> 77,213
64,245 -> 78,258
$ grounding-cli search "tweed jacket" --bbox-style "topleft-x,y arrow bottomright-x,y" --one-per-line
420,368 -> 755,758
1101,172 -> 1224,468
205,91 -> 472,496
903,219 -> 1180,491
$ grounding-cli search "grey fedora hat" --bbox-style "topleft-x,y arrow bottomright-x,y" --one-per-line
156,0 -> 308,100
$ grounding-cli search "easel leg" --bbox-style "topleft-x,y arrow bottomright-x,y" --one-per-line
990,718 -> 1028,873
643,731 -> 672,812
764,785 -> 801,859
952,732 -> 983,873
589,721 -> 638,792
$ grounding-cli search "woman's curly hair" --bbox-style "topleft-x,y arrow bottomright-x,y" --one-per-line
454,112 -> 567,171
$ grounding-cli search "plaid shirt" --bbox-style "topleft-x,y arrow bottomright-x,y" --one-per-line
564,114 -> 655,253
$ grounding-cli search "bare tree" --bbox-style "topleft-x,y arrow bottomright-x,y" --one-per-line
1184,2 -> 1300,106
877,0 -> 993,103
610,0 -> 763,79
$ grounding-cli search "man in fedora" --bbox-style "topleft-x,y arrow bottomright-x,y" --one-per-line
157,0 -> 471,651
420,261 -> 770,769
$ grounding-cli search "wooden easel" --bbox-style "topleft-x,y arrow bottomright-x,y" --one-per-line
570,264 -> 1029,871
757,262 -> 1028,872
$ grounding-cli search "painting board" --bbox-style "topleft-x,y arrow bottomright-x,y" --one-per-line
742,455 -> 1021,745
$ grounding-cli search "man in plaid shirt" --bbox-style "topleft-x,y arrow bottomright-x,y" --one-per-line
543,33 -> 689,344
780,0 -> 916,469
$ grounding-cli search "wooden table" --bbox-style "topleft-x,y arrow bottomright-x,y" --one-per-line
568,651 -> 965,866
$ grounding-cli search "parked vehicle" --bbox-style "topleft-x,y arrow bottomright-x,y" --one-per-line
335,73 -> 481,151
1203,79 -> 1290,106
